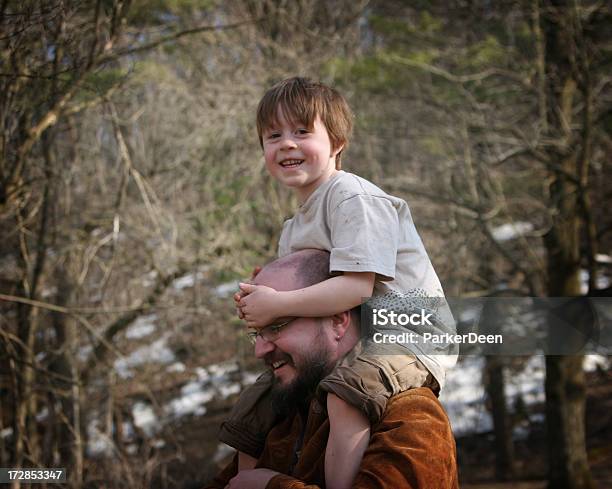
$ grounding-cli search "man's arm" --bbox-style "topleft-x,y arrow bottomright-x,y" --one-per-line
238,272 -> 375,328
266,388 -> 459,489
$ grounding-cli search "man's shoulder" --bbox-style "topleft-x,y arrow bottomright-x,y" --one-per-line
387,386 -> 443,408
392,386 -> 439,399
358,391 -> 458,488
371,387 -> 456,462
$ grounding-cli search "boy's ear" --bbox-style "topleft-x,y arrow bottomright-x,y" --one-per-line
331,143 -> 344,158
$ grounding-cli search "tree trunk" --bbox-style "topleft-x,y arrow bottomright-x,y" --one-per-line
484,355 -> 515,481
49,268 -> 81,488
545,355 -> 592,489
540,2 -> 595,488
480,260 -> 515,480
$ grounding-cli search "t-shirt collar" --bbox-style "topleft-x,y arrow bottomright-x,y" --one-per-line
298,170 -> 345,212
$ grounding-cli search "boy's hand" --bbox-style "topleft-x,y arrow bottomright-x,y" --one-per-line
234,266 -> 262,320
238,283 -> 283,328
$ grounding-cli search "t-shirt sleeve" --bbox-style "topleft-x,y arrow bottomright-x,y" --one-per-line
329,195 -> 399,280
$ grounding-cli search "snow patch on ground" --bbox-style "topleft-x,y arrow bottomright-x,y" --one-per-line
168,362 -> 187,373
595,254 -> 612,264
102,361 -> 247,446
440,357 -> 490,435
490,222 -> 533,242
584,354 -> 610,372
440,355 -> 546,436
171,266 -> 209,291
580,269 -> 611,294
167,380 -> 214,418
214,281 -> 240,298
78,344 -> 92,362
114,333 -> 176,379
132,401 -> 158,436
87,421 -> 116,456
505,355 -> 546,406
126,314 -> 157,339
441,354 -> 609,437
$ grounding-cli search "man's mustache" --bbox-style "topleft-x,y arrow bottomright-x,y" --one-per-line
264,351 -> 293,368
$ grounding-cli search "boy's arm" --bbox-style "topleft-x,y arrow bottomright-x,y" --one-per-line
239,272 -> 375,328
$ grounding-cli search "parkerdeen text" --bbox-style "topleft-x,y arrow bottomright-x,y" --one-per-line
372,332 -> 503,344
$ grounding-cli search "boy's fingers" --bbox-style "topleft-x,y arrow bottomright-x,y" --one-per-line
239,282 -> 257,293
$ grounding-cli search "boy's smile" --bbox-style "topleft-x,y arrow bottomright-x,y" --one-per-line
278,158 -> 304,168
263,108 -> 342,203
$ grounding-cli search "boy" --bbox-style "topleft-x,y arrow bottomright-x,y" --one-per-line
223,77 -> 456,489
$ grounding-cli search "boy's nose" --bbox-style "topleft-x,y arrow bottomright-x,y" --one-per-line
280,136 -> 298,150
255,336 -> 276,358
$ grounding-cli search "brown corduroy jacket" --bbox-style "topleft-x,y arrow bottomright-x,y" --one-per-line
205,387 -> 459,489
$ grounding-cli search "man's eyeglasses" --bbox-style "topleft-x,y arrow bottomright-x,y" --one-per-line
246,318 -> 295,345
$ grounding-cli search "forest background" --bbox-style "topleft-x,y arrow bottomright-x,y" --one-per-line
1,1 -> 611,488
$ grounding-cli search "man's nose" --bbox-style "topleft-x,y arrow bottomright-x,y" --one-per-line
254,336 -> 275,358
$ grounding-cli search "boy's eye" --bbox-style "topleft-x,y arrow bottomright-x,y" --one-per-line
267,132 -> 280,139
297,128 -> 309,135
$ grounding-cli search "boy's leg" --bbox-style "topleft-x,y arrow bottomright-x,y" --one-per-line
325,393 -> 370,489
319,343 -> 438,424
218,370 -> 277,459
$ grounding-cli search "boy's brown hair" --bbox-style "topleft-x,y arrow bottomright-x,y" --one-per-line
256,77 -> 353,169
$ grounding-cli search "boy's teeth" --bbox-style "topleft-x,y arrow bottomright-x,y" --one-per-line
280,159 -> 303,167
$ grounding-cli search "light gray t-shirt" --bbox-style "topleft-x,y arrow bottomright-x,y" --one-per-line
278,171 -> 456,388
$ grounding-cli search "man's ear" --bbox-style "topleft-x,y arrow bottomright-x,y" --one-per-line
331,311 -> 351,339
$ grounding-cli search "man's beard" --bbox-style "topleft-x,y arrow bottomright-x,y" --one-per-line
269,346 -> 332,418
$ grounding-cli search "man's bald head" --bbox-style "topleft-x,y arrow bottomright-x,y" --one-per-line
255,249 -> 332,291
254,249 -> 361,339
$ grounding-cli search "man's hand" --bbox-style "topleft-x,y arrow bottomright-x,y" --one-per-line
224,468 -> 280,489
238,283 -> 283,328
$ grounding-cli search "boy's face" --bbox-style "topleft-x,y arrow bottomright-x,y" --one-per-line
262,108 -> 342,202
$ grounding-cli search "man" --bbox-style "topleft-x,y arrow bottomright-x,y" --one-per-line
206,250 -> 458,489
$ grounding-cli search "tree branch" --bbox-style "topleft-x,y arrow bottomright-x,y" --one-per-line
96,18 -> 260,65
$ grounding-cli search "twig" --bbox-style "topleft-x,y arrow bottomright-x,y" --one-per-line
0,293 -> 157,314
